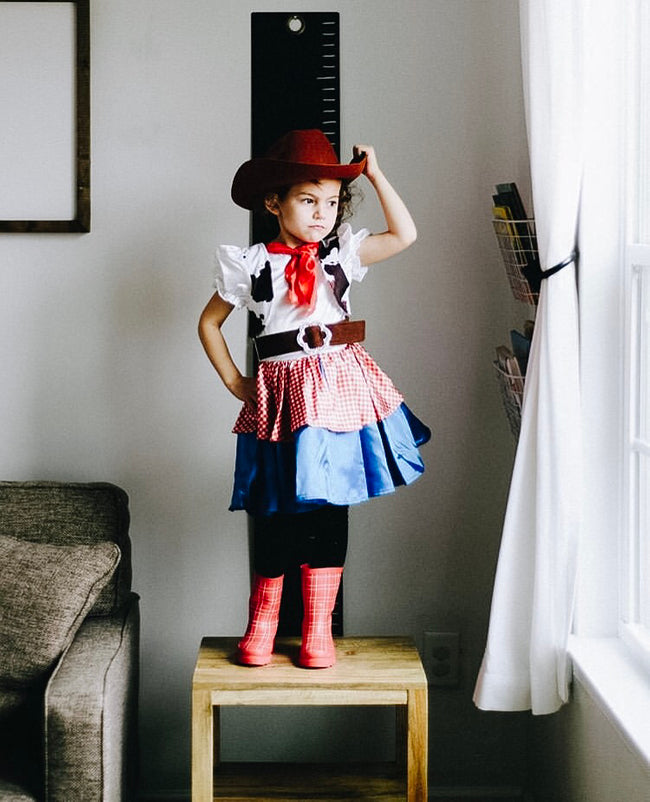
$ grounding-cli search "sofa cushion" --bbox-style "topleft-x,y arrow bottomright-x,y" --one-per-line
0,482 -> 132,615
0,534 -> 120,703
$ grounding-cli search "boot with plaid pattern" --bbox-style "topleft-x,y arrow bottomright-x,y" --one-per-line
237,573 -> 284,666
298,564 -> 343,669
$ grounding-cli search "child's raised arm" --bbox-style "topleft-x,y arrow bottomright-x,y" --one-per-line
355,145 -> 417,266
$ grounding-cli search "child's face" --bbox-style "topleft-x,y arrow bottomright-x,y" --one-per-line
266,179 -> 342,247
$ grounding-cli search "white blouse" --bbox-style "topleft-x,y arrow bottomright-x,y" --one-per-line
214,223 -> 370,341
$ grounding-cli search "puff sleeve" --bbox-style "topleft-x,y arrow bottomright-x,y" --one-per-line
214,243 -> 267,310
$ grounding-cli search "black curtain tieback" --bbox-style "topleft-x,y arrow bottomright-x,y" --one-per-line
541,250 -> 579,281
522,249 -> 578,294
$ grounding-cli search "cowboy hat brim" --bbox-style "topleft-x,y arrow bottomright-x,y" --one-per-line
231,155 -> 367,210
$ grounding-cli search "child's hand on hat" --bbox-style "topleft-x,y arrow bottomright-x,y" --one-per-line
353,144 -> 381,183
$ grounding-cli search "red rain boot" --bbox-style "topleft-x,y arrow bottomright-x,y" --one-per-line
237,573 -> 284,666
299,564 -> 343,669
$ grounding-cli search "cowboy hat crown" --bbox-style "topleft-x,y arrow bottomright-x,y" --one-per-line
231,129 -> 366,210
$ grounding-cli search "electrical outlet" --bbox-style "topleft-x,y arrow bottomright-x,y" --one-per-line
423,631 -> 460,686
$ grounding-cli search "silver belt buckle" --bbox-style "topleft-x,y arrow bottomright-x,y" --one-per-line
296,322 -> 332,355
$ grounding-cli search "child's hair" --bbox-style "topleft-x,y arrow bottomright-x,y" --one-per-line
259,179 -> 361,242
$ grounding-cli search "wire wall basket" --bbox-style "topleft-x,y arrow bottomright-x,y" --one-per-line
493,361 -> 524,439
492,217 -> 539,305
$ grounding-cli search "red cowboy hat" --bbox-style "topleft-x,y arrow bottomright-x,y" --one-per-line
230,129 -> 367,210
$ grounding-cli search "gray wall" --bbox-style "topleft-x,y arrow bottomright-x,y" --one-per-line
530,681 -> 650,801
0,0 -> 531,795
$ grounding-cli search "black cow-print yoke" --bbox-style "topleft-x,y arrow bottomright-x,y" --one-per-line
319,233 -> 340,261
320,232 -> 351,313
251,260 -> 273,302
323,263 -> 350,314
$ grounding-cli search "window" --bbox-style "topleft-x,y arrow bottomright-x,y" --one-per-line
622,0 -> 650,666
566,0 -> 650,767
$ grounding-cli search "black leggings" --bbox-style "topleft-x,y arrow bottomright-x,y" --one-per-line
253,505 -> 349,578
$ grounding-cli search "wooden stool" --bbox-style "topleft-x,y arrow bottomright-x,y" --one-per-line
191,636 -> 428,801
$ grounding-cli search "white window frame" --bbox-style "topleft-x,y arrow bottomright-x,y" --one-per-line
569,0 -> 650,769
620,0 -> 650,672
621,249 -> 650,669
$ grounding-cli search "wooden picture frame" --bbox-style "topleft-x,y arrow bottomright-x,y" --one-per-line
0,0 -> 90,233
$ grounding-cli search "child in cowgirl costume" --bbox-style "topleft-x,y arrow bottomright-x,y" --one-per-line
199,130 -> 430,669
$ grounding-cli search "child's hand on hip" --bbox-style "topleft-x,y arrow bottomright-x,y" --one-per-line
228,375 -> 257,406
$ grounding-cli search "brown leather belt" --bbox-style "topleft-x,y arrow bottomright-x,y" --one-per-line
254,320 -> 366,360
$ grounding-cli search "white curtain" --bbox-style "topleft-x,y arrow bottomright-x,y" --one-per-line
473,0 -> 584,714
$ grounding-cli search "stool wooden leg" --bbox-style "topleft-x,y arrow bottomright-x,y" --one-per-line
213,706 -> 221,767
192,688 -> 213,802
395,704 -> 407,770
406,687 -> 428,802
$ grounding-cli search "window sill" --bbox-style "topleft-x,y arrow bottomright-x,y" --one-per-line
569,635 -> 650,768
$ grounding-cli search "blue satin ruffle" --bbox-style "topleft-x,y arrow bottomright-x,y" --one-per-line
229,403 -> 431,516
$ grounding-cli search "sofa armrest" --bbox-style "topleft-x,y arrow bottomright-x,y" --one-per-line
44,593 -> 140,802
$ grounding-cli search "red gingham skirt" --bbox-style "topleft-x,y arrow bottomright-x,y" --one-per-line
233,343 -> 404,443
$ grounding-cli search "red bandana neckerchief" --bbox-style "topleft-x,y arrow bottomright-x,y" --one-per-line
267,241 -> 320,311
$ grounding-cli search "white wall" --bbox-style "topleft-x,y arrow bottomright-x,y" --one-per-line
0,0 -> 531,794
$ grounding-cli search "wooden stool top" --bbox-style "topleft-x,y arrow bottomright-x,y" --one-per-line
193,636 -> 427,695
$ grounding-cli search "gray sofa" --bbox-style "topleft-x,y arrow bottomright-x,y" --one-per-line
0,482 -> 139,801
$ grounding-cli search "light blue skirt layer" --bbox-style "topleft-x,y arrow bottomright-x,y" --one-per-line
229,403 -> 431,516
